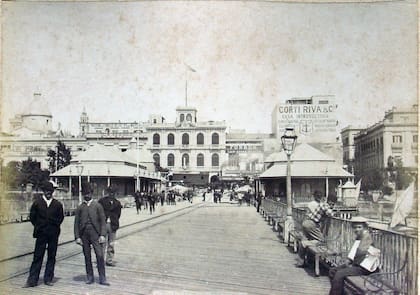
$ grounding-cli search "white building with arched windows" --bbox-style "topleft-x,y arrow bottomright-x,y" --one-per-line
146,106 -> 227,186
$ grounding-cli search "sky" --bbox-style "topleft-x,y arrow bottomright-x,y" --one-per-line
2,1 -> 418,135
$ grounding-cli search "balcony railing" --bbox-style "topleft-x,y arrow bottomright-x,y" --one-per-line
391,143 -> 403,149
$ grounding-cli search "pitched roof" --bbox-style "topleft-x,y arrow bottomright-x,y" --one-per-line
71,144 -> 136,164
51,162 -> 161,180
264,143 -> 335,163
259,161 -> 352,178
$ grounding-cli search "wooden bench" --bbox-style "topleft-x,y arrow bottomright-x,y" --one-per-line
19,211 -> 30,222
306,242 -> 341,276
64,208 -> 76,216
293,218 -> 341,276
343,251 -> 408,295
288,229 -> 304,253
287,215 -> 305,252
343,274 -> 401,294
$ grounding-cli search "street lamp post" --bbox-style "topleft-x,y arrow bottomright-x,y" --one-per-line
281,127 -> 297,242
75,162 -> 84,204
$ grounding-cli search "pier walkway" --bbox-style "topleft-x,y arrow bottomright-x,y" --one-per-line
0,196 -> 330,294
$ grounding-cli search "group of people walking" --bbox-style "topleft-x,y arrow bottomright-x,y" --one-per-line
133,191 -> 160,214
24,181 -> 121,288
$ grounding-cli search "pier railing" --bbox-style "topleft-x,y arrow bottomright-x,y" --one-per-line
261,199 -> 418,295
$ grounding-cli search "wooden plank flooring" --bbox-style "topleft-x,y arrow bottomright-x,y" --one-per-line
0,201 -> 331,294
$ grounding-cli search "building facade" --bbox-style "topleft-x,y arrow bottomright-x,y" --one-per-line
223,130 -> 272,183
351,104 -> 418,179
146,106 -> 227,186
340,126 -> 364,173
271,95 -> 338,143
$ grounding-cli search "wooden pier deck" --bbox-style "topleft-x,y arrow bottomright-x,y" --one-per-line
0,198 -> 331,294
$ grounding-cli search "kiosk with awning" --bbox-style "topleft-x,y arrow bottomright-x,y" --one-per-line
52,144 -> 164,198
258,143 -> 353,203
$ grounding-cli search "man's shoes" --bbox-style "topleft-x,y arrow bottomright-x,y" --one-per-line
85,279 -> 94,284
22,282 -> 37,288
106,262 -> 115,267
99,281 -> 110,286
44,281 -> 54,286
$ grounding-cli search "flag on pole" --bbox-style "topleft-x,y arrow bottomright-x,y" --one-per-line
354,178 -> 362,200
390,182 -> 415,228
184,63 -> 196,72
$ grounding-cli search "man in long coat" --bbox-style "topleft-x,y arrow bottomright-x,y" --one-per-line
24,181 -> 64,288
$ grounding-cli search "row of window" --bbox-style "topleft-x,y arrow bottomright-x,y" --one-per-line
153,153 -> 219,167
357,137 -> 383,154
392,134 -> 418,144
153,133 -> 219,145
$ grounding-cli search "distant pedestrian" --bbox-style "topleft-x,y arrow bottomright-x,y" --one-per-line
202,191 -> 206,202
99,187 -> 122,267
24,181 -> 64,288
256,192 -> 263,213
148,192 -> 156,214
134,190 -> 141,214
141,192 -> 148,210
74,183 -> 110,286
160,191 -> 165,206
238,193 -> 243,206
245,190 -> 251,206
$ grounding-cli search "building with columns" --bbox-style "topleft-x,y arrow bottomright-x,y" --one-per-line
146,106 -> 227,186
344,104 -> 418,180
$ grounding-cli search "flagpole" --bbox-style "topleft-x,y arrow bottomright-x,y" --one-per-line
185,79 -> 188,107
184,63 -> 196,107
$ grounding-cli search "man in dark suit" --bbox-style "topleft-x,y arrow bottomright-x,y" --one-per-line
134,190 -> 141,214
98,187 -> 122,267
24,181 -> 64,288
74,183 -> 110,286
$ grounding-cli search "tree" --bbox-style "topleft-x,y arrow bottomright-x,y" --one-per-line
393,158 -> 413,190
17,158 -> 50,190
47,140 -> 72,173
361,168 -> 385,191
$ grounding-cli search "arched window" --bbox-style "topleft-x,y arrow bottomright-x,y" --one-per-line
153,154 -> 160,166
153,133 -> 160,145
211,153 -> 219,167
197,153 -> 204,166
167,154 -> 174,167
186,114 -> 192,122
182,133 -> 189,145
182,153 -> 189,167
197,133 -> 204,145
167,133 -> 174,145
212,133 -> 219,145
180,114 -> 185,122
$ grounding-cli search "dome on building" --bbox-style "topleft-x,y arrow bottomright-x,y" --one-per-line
23,93 -> 52,117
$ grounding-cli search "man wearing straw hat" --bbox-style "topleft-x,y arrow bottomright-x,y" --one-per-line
328,216 -> 379,295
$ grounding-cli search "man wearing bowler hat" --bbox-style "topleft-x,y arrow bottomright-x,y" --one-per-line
329,216 -> 377,295
74,183 -> 110,286
24,181 -> 64,288
99,186 -> 122,267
